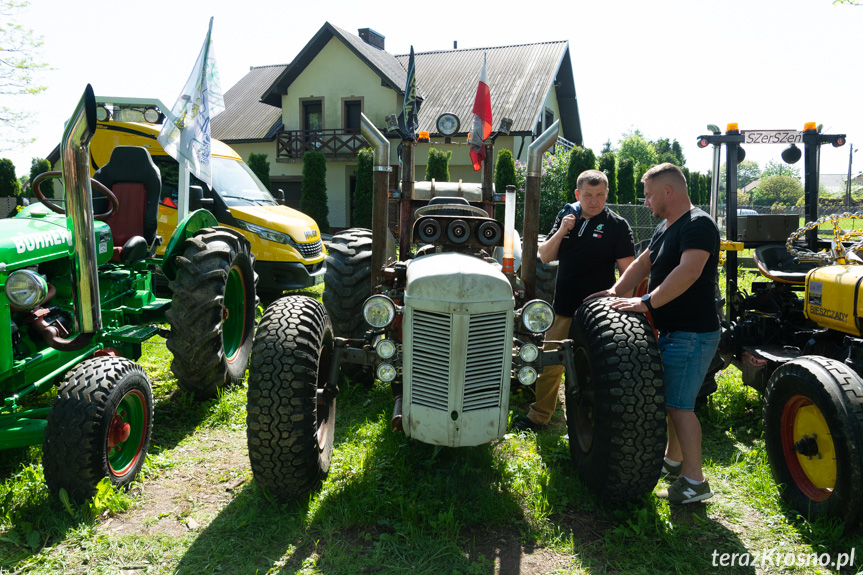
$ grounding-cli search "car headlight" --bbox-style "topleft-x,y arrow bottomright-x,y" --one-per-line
521,300 -> 554,333
376,339 -> 397,359
377,363 -> 397,382
363,295 -> 396,328
234,220 -> 290,244
6,269 -> 49,309
517,366 -> 537,385
519,343 -> 539,363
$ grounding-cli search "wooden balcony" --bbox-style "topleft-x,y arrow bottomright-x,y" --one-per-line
276,129 -> 367,161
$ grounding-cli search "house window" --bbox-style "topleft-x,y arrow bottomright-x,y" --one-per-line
545,109 -> 554,131
301,98 -> 323,149
344,99 -> 362,134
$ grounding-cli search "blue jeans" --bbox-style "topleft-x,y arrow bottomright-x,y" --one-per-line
658,329 -> 721,411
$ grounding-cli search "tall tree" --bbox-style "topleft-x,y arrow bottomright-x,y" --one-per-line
617,158 -> 636,204
424,148 -> 452,182
654,138 -> 686,167
761,159 -> 800,180
28,157 -> 49,199
300,151 -> 330,234
352,148 -> 373,228
0,158 -> 21,197
617,130 -> 657,169
247,153 -> 271,190
566,146 -> 596,203
0,0 -> 48,150
598,152 -> 617,202
600,139 -> 614,154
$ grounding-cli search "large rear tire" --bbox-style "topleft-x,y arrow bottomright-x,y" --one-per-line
763,356 -> 863,525
43,357 -> 153,502
323,228 -> 374,339
247,295 -> 335,501
166,227 -> 257,399
565,298 -> 666,504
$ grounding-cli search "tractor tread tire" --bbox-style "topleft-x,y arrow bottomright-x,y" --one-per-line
323,228 -> 374,339
763,356 -> 863,525
247,295 -> 335,501
43,356 -> 153,502
166,227 -> 256,399
566,298 -> 666,504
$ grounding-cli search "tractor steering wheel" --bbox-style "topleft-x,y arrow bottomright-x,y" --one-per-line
31,171 -> 119,221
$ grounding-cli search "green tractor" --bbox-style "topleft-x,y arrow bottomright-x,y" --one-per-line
1,85 -> 256,501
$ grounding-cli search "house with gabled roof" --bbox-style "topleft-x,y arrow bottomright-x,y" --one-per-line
213,22 -> 582,229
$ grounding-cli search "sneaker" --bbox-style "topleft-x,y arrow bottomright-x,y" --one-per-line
657,477 -> 714,504
511,416 -> 545,433
662,459 -> 683,481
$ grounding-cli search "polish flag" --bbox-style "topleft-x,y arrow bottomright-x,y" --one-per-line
468,54 -> 492,171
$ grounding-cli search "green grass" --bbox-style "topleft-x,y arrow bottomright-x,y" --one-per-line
1,279 -> 862,574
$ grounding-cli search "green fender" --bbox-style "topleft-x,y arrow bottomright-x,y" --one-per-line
160,209 -> 219,281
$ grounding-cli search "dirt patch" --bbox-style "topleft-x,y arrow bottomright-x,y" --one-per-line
98,429 -> 250,538
462,524 -> 573,575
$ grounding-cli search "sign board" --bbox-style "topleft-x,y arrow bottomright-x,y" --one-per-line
742,130 -> 803,145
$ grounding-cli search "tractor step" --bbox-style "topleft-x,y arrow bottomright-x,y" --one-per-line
107,325 -> 161,343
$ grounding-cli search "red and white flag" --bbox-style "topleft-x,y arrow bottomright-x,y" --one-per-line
468,53 -> 492,171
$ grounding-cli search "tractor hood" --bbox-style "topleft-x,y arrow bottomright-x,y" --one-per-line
1,214 -> 72,269
229,204 -> 322,243
405,253 -> 513,311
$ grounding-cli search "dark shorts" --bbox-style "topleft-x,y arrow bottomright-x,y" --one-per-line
658,329 -> 721,411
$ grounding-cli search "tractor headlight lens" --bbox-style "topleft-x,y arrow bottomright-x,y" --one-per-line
376,339 -> 397,359
521,300 -> 554,333
377,363 -> 397,382
519,343 -> 539,363
363,295 -> 396,328
517,366 -> 537,385
6,269 -> 48,309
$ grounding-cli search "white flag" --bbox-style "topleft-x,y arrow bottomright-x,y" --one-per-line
157,17 -> 224,186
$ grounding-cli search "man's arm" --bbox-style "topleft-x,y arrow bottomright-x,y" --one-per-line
607,248 -> 710,313
538,213 -> 576,264
584,249 -> 649,301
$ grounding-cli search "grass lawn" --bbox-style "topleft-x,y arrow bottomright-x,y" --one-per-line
1,281 -> 862,574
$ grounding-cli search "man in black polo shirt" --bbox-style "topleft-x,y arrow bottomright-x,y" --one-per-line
512,169 -> 635,432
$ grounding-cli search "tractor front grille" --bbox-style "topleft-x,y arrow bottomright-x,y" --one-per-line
408,309 -> 509,412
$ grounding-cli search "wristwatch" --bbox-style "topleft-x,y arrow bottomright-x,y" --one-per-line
641,293 -> 655,312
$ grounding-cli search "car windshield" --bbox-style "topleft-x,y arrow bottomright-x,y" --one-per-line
211,158 -> 277,206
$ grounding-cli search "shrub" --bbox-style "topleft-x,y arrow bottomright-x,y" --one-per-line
28,158 -> 51,200
599,152 -> 617,203
300,151 -> 330,233
424,148 -> 452,182
0,159 -> 21,198
514,150 -> 570,236
352,148 -> 373,229
247,153 -> 271,190
617,158 -> 636,204
565,146 -> 596,203
494,149 -> 517,222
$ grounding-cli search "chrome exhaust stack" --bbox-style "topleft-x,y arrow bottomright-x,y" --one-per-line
521,120 -> 560,300
361,113 -> 391,291
61,84 -> 101,334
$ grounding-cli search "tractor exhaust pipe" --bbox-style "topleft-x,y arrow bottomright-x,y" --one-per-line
522,121 -> 560,300
361,113 -> 391,292
61,84 -> 101,335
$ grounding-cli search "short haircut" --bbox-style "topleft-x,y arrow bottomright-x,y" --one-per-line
641,163 -> 687,192
576,169 -> 608,191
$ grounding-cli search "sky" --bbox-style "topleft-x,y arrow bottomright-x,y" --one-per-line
3,0 -> 862,182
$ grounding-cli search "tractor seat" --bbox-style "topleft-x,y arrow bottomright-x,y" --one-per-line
93,146 -> 162,262
751,244 -> 821,284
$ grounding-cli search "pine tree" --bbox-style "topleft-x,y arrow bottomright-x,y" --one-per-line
617,158 -> 636,204
599,152 -> 617,203
247,153 -> 271,190
299,151 -> 330,234
566,146 -> 597,203
424,148 -> 452,182
352,148 -> 373,229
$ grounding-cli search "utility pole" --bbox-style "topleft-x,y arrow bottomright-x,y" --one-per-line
847,145 -> 857,208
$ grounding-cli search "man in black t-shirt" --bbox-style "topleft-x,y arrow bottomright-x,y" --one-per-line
588,163 -> 720,505
511,169 -> 635,432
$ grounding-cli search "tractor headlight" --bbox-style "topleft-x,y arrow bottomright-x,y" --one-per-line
376,339 -> 397,360
517,366 -> 537,385
6,269 -> 48,310
377,363 -> 397,382
363,295 -> 396,328
521,300 -> 554,333
234,220 -> 290,244
519,343 -> 540,363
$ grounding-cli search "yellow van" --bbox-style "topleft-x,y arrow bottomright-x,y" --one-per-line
51,96 -> 325,301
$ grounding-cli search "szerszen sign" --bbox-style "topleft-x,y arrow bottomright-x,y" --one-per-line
742,130 -> 803,145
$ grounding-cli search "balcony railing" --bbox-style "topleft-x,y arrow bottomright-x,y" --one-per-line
276,129 -> 367,160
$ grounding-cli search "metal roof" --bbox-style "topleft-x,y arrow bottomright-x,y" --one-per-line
212,64 -> 285,142
395,42 -> 580,141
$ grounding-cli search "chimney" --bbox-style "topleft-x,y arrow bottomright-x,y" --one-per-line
454,41 -> 457,49
358,28 -> 385,50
